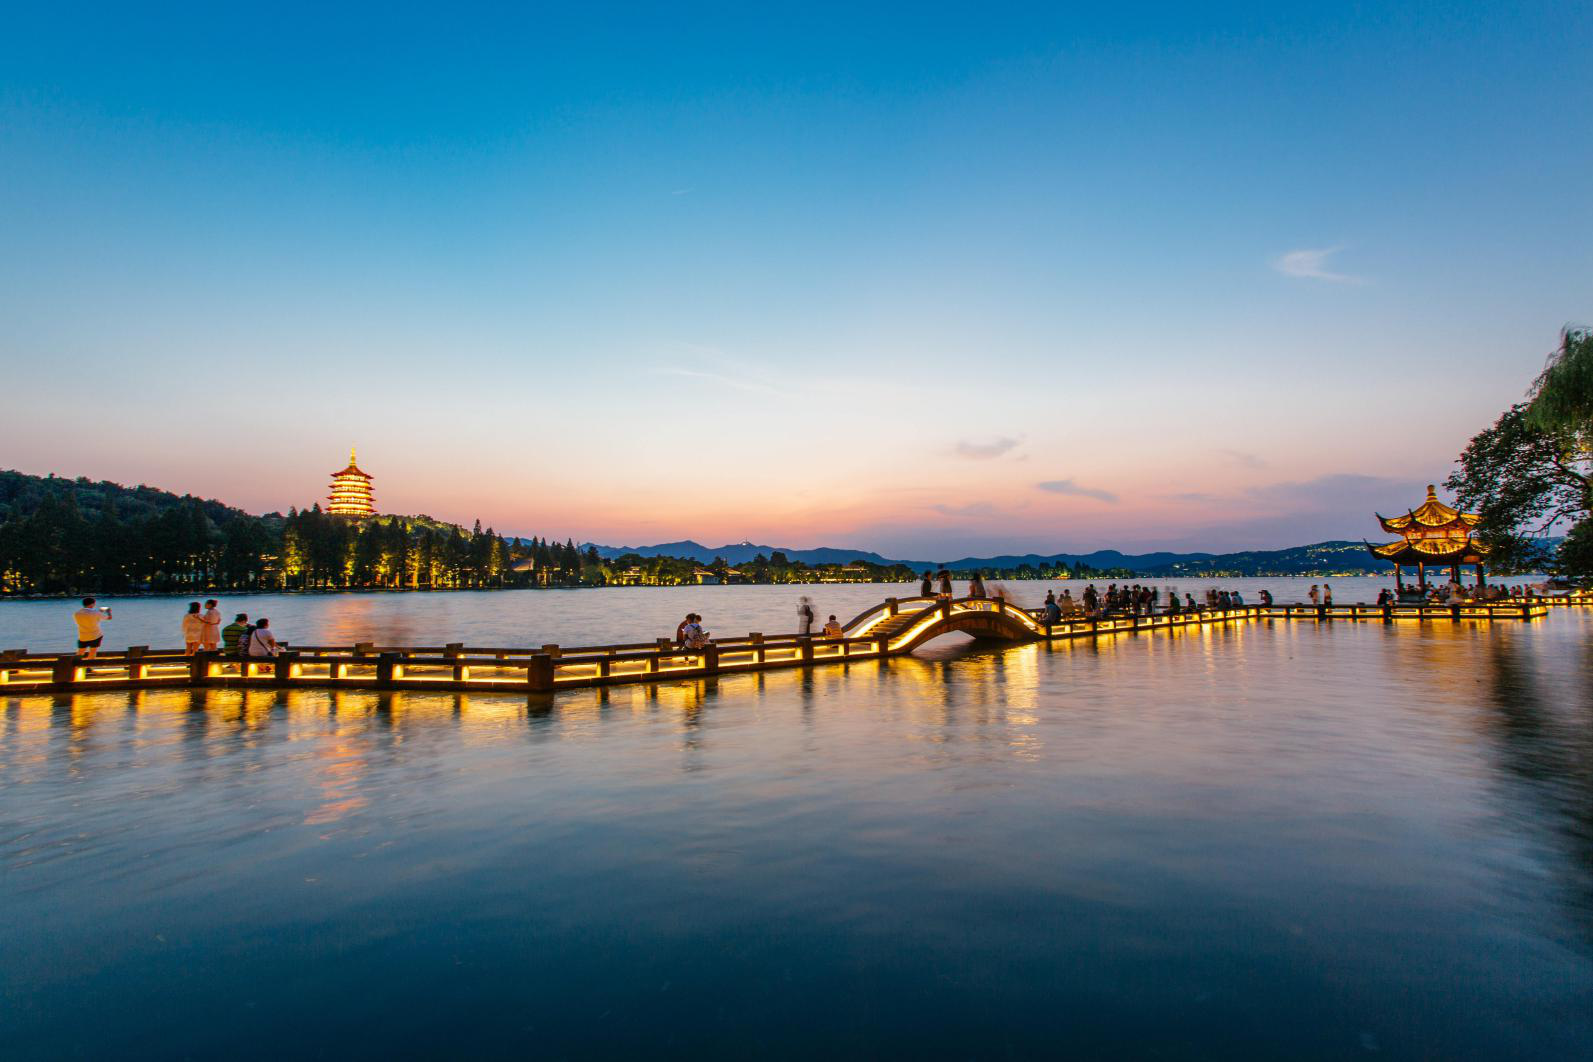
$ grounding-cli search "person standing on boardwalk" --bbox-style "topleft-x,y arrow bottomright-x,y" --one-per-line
181,602 -> 205,655
1322,583 -> 1333,607
200,599 -> 222,652
797,597 -> 815,635
222,614 -> 250,654
968,573 -> 987,599
919,570 -> 934,597
937,570 -> 953,599
1308,585 -> 1320,607
73,598 -> 110,659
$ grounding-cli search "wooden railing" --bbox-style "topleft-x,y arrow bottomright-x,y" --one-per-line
0,594 -> 1573,696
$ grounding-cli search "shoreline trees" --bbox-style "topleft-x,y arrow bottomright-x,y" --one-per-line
1448,328 -> 1593,578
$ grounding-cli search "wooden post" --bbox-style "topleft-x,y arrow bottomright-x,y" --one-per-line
886,597 -> 898,616
800,636 -> 814,664
702,645 -> 719,674
187,650 -> 207,686
526,653 -> 554,692
275,652 -> 297,686
376,652 -> 398,690
52,654 -> 77,688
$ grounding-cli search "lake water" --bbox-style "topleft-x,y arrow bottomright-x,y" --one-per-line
0,575 -> 1525,653
3,581 -> 1590,1058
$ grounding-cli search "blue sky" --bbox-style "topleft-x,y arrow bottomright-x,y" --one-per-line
1,2 -> 1589,556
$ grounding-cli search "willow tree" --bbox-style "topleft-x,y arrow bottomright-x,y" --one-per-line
1451,329 -> 1593,577
1525,328 -> 1593,438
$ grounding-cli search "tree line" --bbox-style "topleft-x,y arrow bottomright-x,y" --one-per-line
0,471 -> 608,595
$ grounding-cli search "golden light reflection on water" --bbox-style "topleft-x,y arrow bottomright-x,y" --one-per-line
0,617 -> 1580,783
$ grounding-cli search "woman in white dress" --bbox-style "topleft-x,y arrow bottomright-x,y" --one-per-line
181,602 -> 205,655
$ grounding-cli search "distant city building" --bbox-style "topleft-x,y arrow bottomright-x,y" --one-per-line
328,447 -> 376,517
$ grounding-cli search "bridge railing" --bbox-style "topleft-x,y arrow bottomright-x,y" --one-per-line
0,597 -> 1565,695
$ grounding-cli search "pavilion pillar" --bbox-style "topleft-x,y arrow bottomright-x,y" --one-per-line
1477,563 -> 1487,587
1418,563 -> 1427,590
1394,565 -> 1403,590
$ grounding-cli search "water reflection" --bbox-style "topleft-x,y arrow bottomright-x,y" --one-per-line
1483,632 -> 1593,948
3,616 -> 1592,1057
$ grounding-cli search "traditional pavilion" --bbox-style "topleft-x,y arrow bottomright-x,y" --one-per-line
327,447 -> 376,517
1367,485 -> 1487,591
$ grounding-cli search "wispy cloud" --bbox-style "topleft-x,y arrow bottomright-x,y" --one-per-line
1244,472 -> 1416,509
1271,246 -> 1364,284
927,501 -> 1000,518
954,435 -> 1023,460
653,366 -> 778,394
1219,449 -> 1267,470
1163,491 -> 1216,503
1037,478 -> 1118,503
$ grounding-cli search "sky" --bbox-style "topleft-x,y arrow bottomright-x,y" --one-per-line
2,2 -> 1590,559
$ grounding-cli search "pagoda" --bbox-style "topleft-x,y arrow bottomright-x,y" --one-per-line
327,447 -> 376,517
1366,485 -> 1487,591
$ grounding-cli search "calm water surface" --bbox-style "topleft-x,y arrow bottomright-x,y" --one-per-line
0,575 -> 1515,653
2,583 -> 1590,1058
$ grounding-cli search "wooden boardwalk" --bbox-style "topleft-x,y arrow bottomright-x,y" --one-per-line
2,592 -> 1586,698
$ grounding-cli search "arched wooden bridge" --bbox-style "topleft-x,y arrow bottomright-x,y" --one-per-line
0,593 -> 1579,697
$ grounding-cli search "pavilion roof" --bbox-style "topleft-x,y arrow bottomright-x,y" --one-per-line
1366,538 -> 1489,564
1376,485 -> 1479,534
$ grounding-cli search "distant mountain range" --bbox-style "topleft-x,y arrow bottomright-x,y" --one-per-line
588,539 -> 1398,576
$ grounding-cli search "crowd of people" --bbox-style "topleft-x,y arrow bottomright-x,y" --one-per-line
1032,582 -> 1278,621
1379,579 -> 1535,605
71,597 -> 282,659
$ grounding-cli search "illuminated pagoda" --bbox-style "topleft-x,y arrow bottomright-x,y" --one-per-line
1367,485 -> 1488,591
327,447 -> 376,517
